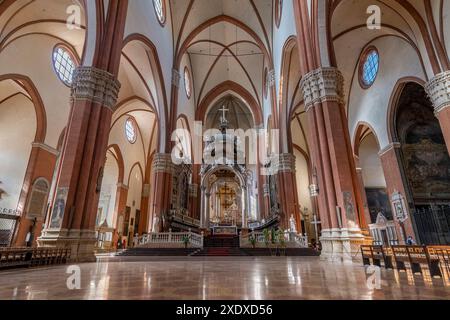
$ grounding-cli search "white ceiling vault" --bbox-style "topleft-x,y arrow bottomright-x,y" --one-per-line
172,0 -> 273,113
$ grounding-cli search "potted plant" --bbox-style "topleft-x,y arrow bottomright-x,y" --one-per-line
249,235 -> 257,249
263,229 -> 272,256
277,229 -> 286,256
182,235 -> 190,249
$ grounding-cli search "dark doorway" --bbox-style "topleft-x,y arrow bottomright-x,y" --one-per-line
395,83 -> 450,244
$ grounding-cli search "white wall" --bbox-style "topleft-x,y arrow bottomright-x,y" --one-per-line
359,134 -> 386,188
294,149 -> 312,214
97,153 -> 119,228
0,94 -> 36,210
347,37 -> 426,149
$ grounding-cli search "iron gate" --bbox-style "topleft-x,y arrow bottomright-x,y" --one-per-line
0,213 -> 19,247
413,205 -> 450,245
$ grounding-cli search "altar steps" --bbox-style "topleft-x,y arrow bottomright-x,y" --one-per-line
241,248 -> 320,257
117,248 -> 199,257
203,235 -> 240,248
192,247 -> 248,257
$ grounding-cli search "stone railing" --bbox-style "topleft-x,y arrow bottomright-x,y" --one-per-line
240,231 -> 309,248
137,229 -> 204,248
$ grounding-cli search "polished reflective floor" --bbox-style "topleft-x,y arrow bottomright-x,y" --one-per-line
0,257 -> 448,300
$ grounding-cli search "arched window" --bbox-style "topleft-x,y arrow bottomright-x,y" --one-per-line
153,0 -> 166,26
275,0 -> 283,28
52,46 -> 77,86
125,117 -> 137,144
184,67 -> 192,99
360,47 -> 379,88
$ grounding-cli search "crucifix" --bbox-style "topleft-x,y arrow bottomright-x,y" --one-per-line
310,213 -> 321,241
219,105 -> 229,122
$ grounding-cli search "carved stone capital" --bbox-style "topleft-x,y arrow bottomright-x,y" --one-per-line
71,67 -> 121,111
152,153 -> 175,174
272,153 -> 296,173
300,67 -> 345,111
267,69 -> 276,88
425,70 -> 450,115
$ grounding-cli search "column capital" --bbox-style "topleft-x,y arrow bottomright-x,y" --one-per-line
274,153 -> 296,173
425,70 -> 450,115
71,66 -> 121,111
152,153 -> 175,174
300,67 -> 345,112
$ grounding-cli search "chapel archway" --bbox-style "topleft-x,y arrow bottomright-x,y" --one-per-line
393,82 -> 450,245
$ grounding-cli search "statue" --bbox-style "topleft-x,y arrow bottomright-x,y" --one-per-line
152,216 -> 160,233
289,214 -> 297,233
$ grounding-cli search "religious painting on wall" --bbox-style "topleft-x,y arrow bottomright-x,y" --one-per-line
123,206 -> 131,238
49,187 -> 68,229
365,188 -> 393,224
343,191 -> 358,228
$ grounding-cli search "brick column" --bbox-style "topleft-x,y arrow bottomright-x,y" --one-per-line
378,143 -> 416,244
300,67 -> 365,262
149,154 -> 174,232
425,70 -> 450,154
274,153 -> 302,233
112,183 -> 128,248
37,68 -> 121,261
354,155 -> 371,230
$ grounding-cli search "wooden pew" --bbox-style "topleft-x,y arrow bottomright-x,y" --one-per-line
361,245 -> 394,269
427,246 -> 450,279
392,245 -> 442,277
0,247 -> 71,270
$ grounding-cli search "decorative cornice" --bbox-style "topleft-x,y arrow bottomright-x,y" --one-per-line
378,142 -> 401,157
71,67 -> 121,111
152,153 -> 175,174
300,67 -> 345,112
116,183 -> 129,190
425,70 -> 450,115
31,142 -> 59,156
269,153 -> 296,174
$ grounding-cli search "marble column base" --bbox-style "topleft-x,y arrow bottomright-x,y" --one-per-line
319,228 -> 366,264
37,229 -> 97,263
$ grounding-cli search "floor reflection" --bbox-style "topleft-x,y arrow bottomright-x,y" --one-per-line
0,257 -> 448,300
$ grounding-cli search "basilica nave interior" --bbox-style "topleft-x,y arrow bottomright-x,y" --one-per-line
0,0 -> 449,273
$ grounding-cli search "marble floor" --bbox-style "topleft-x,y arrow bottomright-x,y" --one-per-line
0,256 -> 449,300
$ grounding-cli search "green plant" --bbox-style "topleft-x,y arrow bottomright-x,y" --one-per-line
263,229 -> 271,247
276,229 -> 286,256
182,235 -> 190,248
249,235 -> 257,249
271,228 -> 277,244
